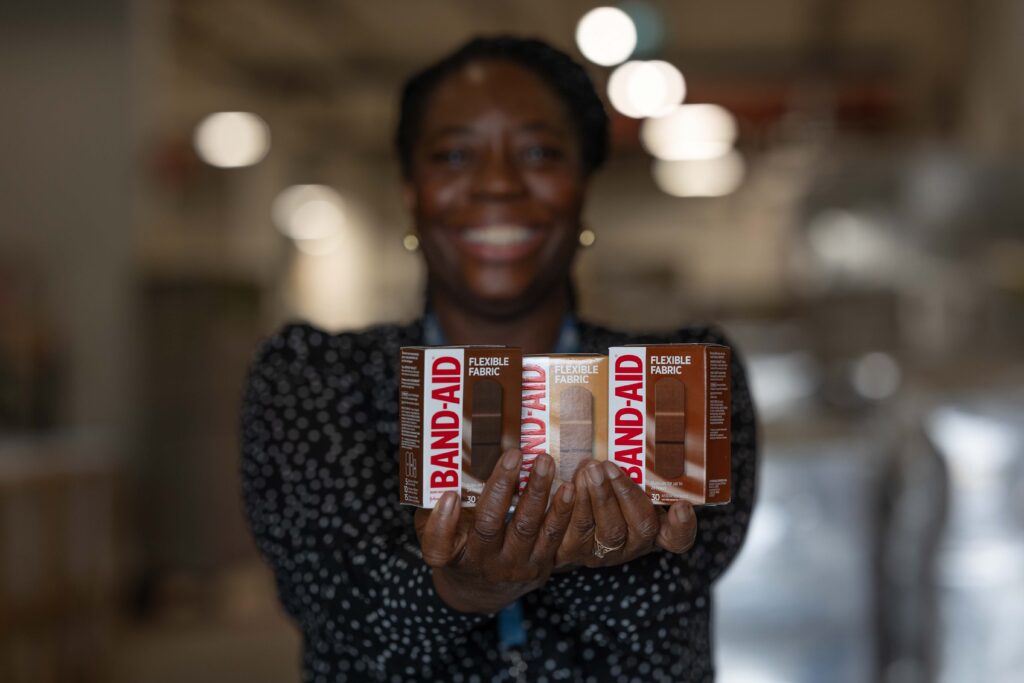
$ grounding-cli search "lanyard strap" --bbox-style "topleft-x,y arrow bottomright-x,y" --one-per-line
422,310 -> 581,355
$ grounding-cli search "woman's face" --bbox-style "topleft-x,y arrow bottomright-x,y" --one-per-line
405,59 -> 588,318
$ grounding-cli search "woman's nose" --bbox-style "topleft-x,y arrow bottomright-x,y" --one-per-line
471,148 -> 527,199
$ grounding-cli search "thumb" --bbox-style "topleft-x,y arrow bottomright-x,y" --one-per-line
420,491 -> 462,567
656,502 -> 697,554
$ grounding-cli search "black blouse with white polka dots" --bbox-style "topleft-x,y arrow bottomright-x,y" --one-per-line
240,318 -> 757,683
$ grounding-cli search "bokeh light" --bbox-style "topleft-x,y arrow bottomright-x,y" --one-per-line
575,7 -> 637,66
272,184 -> 346,241
652,151 -> 746,197
193,111 -> 270,168
641,104 -> 738,160
607,60 -> 686,119
850,352 -> 902,399
806,210 -> 891,272
293,236 -> 341,257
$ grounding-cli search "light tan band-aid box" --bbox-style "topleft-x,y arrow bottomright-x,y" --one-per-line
520,355 -> 608,493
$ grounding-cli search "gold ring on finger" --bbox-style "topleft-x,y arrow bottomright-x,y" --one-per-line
592,535 -> 625,559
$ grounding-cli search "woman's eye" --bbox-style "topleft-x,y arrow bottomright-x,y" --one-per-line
521,145 -> 562,164
431,148 -> 471,167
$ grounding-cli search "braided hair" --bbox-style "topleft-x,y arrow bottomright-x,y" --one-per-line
395,36 -> 609,179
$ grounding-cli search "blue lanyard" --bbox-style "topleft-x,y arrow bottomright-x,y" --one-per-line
420,308 -> 581,651
421,310 -> 580,356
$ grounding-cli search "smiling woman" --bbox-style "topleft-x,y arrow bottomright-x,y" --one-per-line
408,58 -> 585,332
240,36 -> 757,683
396,38 -> 606,343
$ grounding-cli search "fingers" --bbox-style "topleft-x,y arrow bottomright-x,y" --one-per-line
567,466 -> 595,543
555,468 -> 594,568
468,448 -> 521,553
530,481 -> 575,565
657,501 -> 697,554
420,491 -> 461,567
503,453 -> 556,557
584,461 -> 629,555
603,461 -> 660,550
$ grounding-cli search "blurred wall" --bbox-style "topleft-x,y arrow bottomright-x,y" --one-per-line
962,0 -> 1024,154
0,1 -> 135,443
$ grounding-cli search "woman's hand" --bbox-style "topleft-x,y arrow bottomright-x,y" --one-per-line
414,449 -> 574,614
555,460 -> 697,570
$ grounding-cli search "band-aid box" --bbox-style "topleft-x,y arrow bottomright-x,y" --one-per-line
399,346 -> 522,507
607,344 -> 731,505
520,355 -> 608,493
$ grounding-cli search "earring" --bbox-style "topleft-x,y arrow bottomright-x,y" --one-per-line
403,230 -> 420,252
578,227 -> 596,248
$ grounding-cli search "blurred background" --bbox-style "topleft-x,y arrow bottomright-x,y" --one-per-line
1,0 -> 1022,681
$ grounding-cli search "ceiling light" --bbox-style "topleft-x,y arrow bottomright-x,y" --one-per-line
608,60 -> 686,119
272,184 -> 346,241
193,112 -> 270,168
576,7 -> 637,66
641,104 -> 737,160
652,151 -> 745,197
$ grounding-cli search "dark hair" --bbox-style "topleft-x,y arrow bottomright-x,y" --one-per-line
395,35 -> 609,179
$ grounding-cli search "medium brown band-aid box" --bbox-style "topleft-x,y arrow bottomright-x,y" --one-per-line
399,346 -> 521,507
520,355 -> 607,493
607,344 -> 731,505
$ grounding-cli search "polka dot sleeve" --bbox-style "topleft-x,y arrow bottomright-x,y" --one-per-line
240,324 -> 489,680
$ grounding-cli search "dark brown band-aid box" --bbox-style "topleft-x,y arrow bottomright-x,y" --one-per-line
399,346 -> 521,507
520,355 -> 608,493
607,344 -> 731,505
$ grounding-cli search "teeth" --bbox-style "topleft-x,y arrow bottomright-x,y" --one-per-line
461,225 -> 536,247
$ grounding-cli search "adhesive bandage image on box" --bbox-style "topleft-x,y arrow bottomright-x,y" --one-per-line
467,379 -> 503,481
653,378 -> 686,479
608,344 -> 731,506
520,355 -> 607,493
559,386 -> 594,481
398,346 -> 522,508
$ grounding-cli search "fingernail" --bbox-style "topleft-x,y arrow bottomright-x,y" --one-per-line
535,454 -> 551,477
603,461 -> 622,479
439,492 -> 456,515
674,504 -> 693,524
501,449 -> 522,471
561,482 -> 575,504
586,461 -> 605,486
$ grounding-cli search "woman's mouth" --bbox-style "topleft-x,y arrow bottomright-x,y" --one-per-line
454,224 -> 546,262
